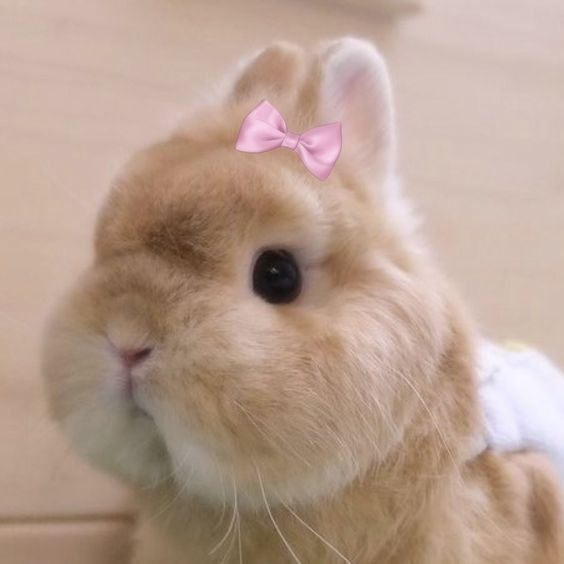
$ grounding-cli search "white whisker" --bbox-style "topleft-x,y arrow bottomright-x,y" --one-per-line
234,477 -> 243,564
279,499 -> 352,563
391,367 -> 461,482
234,399 -> 312,468
142,447 -> 190,491
213,464 -> 228,532
256,465 -> 302,564
210,477 -> 238,556
218,520 -> 238,564
149,464 -> 194,522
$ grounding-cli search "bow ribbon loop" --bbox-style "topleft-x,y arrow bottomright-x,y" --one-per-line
235,100 -> 341,181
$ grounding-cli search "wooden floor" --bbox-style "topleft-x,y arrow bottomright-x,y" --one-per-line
0,0 -> 563,561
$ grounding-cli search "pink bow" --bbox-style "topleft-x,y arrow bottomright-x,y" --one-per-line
235,100 -> 341,181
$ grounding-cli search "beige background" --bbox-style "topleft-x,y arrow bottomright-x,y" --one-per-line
1,0 -> 563,561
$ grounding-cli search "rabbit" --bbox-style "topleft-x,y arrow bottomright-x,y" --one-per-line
42,38 -> 564,563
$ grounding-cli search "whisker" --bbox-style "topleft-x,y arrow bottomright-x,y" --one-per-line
234,477 -> 243,564
390,366 -> 462,482
255,465 -> 302,564
141,467 -> 174,490
213,464 -> 228,532
279,499 -> 352,563
149,463 -> 194,522
234,399 -> 312,469
218,520 -> 238,564
142,444 -> 191,491
210,477 -> 238,556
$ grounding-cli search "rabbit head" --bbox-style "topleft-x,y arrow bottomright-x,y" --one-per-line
43,39 -> 465,510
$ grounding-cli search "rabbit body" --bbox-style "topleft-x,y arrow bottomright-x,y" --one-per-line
42,39 -> 564,563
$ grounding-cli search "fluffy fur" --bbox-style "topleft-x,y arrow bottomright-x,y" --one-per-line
42,38 -> 564,563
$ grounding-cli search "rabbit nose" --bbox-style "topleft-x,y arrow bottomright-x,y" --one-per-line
106,312 -> 154,370
119,346 -> 153,369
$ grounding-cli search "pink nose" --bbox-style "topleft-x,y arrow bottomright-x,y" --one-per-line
119,347 -> 153,369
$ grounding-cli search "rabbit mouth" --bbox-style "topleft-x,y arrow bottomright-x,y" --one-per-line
126,396 -> 153,421
122,368 -> 153,419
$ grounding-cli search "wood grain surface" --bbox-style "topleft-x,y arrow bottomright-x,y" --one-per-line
0,0 -> 562,560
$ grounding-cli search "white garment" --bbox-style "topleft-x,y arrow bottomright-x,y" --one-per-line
478,340 -> 564,482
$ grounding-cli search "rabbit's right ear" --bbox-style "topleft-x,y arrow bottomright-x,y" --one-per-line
318,38 -> 396,184
231,43 -> 306,104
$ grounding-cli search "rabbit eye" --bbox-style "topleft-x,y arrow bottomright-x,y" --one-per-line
252,250 -> 302,304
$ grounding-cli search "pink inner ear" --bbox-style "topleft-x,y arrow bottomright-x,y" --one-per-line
335,63 -> 393,177
336,69 -> 393,175
321,40 -> 396,178
345,67 -> 376,132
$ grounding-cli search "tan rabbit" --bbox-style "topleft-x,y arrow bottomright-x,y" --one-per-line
42,38 -> 563,563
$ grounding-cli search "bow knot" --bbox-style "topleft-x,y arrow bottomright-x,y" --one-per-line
235,100 -> 341,181
281,131 -> 300,151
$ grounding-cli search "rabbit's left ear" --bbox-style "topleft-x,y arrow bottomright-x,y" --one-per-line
231,42 -> 306,104
319,38 -> 396,183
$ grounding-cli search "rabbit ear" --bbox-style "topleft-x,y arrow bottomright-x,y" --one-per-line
319,38 -> 396,183
231,42 -> 306,104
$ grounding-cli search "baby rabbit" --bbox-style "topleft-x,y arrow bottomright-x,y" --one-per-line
42,38 -> 563,563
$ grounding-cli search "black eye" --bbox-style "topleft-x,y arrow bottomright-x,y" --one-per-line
252,250 -> 302,304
